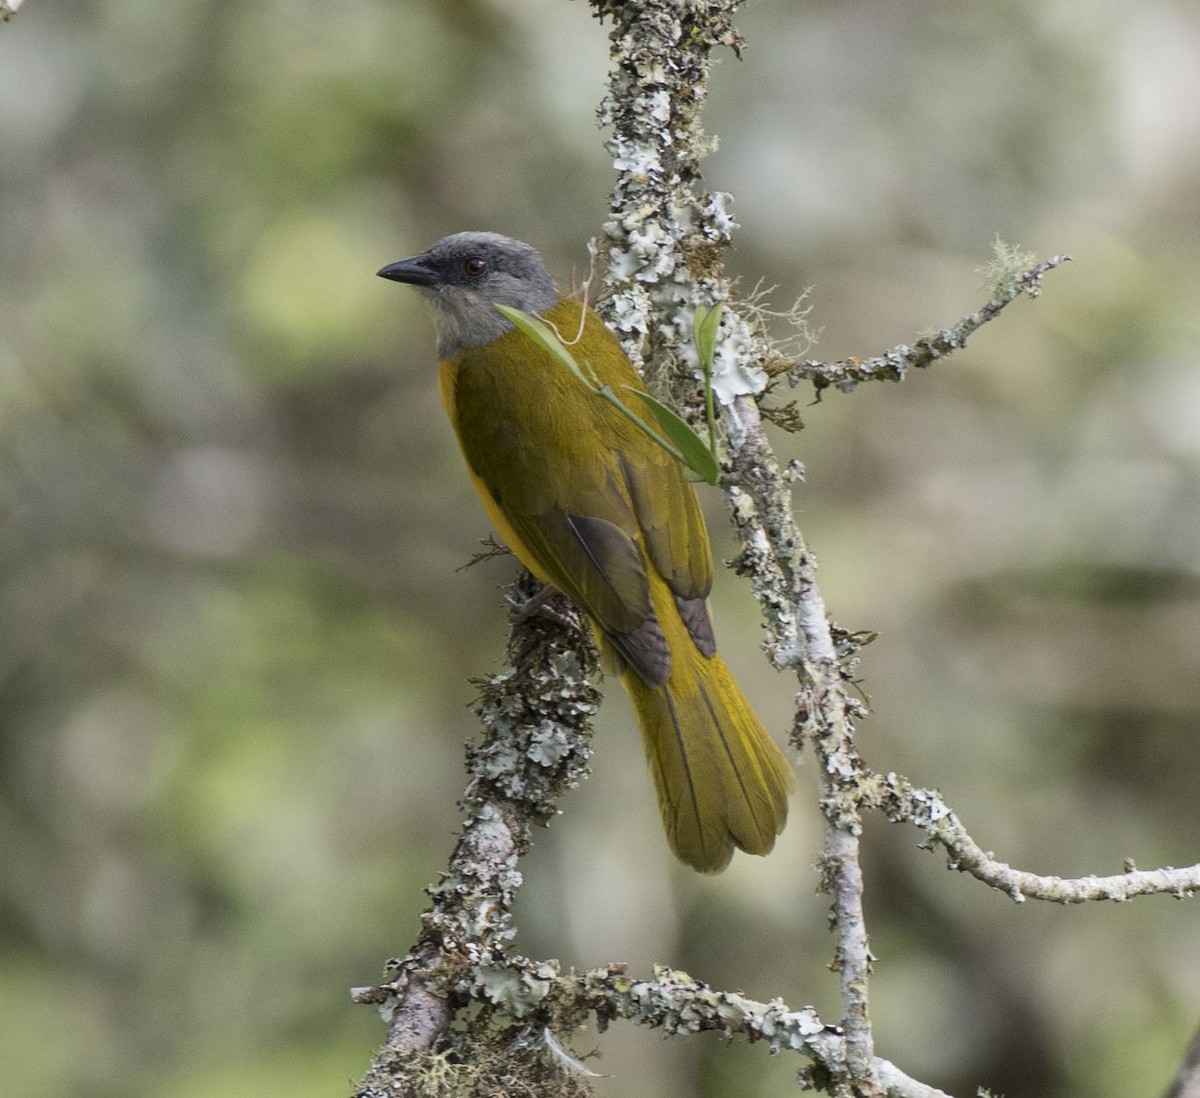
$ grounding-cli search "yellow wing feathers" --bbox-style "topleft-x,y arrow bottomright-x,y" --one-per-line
624,567 -> 792,871
440,298 -> 791,871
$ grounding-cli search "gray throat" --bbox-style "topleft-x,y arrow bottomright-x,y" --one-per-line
424,280 -> 558,359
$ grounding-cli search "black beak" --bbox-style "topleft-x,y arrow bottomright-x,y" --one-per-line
377,254 -> 438,287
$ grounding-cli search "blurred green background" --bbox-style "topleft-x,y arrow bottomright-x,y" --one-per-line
3,2 -> 1200,1096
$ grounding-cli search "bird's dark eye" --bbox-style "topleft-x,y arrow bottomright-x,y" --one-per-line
464,256 -> 487,278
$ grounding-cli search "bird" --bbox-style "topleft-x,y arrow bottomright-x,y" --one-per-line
377,231 -> 792,872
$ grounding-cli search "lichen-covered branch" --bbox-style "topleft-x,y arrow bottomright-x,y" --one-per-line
788,253 -> 1072,396
587,1 -> 1196,1093
352,574 -> 600,1098
358,955 -> 955,1097
591,0 -> 880,1083
568,964 -> 951,1098
591,0 -> 770,407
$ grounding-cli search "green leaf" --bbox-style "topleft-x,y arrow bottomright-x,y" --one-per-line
593,384 -> 687,467
494,303 -> 594,386
622,387 -> 720,485
497,302 -> 720,485
693,303 -> 723,457
693,303 -> 723,373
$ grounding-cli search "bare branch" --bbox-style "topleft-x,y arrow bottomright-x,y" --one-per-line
873,771 -> 1200,903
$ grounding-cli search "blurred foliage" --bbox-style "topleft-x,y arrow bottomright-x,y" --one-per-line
2,2 -> 1199,1097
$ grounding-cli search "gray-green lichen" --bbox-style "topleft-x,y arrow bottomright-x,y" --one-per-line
577,963 -> 829,1053
357,1024 -> 594,1098
352,575 -> 601,1098
593,0 -> 769,410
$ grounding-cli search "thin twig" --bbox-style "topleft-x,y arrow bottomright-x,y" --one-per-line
872,771 -> 1200,903
790,254 -> 1071,395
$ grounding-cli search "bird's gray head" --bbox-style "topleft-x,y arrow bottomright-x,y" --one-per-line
377,231 -> 559,358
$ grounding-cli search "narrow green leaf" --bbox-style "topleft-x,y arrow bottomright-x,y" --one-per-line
622,387 -> 720,485
494,304 -> 594,387
499,303 -> 719,484
693,303 -> 723,371
693,303 -> 723,458
593,385 -> 686,464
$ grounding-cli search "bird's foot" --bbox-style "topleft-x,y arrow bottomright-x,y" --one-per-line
506,584 -> 581,631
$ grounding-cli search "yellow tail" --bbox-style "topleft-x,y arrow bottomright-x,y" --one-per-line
623,639 -> 793,873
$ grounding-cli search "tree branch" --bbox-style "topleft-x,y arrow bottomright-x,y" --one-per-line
352,573 -> 600,1097
788,254 -> 1072,396
592,0 -> 881,1082
589,2 -> 1193,1093
872,771 -> 1200,903
569,964 -> 951,1098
